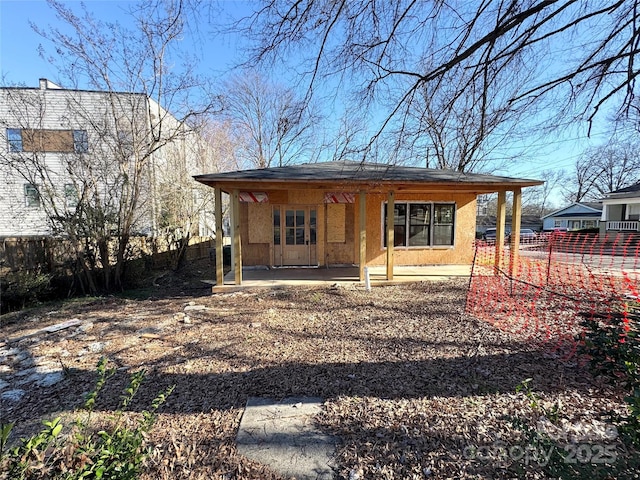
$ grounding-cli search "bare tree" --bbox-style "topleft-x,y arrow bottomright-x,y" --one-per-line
522,169 -> 566,216
392,60 -> 534,171
221,72 -> 319,168
0,0 -> 221,291
565,140 -> 640,201
237,1 -> 640,166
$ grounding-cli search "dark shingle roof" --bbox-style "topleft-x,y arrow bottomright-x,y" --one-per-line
607,182 -> 640,198
194,161 -> 541,187
554,211 -> 602,218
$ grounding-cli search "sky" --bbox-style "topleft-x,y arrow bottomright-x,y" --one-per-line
0,0 -> 616,208
0,0 -> 250,85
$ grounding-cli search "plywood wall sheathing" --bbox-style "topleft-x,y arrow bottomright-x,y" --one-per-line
248,203 -> 272,243
288,190 -> 323,204
327,203 -> 346,243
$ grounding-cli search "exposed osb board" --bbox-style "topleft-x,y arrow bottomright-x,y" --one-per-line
247,204 -> 272,244
240,203 -> 269,266
327,204 -> 346,243
325,203 -> 355,265
238,188 -> 477,267
242,243 -> 270,266
364,192 -> 477,266
288,189 -> 324,204
22,129 -> 74,152
266,190 -> 288,204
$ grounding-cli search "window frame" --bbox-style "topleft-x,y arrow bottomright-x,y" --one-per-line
6,128 -> 89,153
382,201 -> 456,248
64,183 -> 79,208
24,183 -> 41,208
73,129 -> 89,153
6,128 -> 23,152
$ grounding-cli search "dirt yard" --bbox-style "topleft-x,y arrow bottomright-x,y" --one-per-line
1,262 -> 637,479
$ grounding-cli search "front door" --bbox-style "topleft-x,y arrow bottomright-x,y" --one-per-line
273,206 -> 317,266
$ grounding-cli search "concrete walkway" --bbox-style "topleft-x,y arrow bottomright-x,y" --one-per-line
236,397 -> 335,479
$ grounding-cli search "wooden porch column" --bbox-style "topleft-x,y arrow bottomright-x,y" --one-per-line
359,190 -> 367,281
495,190 -> 507,273
232,189 -> 242,285
510,187 -> 522,277
215,187 -> 224,287
386,191 -> 394,281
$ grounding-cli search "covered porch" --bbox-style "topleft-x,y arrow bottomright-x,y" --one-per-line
600,182 -> 640,233
194,161 -> 541,290
212,264 -> 473,291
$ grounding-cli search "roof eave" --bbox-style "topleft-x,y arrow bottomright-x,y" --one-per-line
193,176 -> 543,192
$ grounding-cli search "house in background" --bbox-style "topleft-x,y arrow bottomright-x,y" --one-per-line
195,161 -> 542,286
0,78 -> 215,238
600,182 -> 640,234
542,202 -> 602,231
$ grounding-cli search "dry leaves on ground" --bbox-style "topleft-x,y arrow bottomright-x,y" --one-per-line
1,272 -> 636,479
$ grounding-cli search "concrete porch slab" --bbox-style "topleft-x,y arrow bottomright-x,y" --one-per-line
236,397 -> 335,479
212,265 -> 471,291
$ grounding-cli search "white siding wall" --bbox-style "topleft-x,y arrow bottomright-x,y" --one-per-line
0,83 -> 203,238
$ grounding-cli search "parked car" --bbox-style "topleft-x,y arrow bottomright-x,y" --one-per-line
539,227 -> 568,243
482,227 -> 510,244
483,228 -> 497,242
506,228 -> 537,242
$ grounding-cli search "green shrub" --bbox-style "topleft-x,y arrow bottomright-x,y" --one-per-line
0,358 -> 174,479
0,270 -> 52,312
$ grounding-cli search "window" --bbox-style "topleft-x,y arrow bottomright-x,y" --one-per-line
64,183 -> 79,208
309,209 -> 317,245
8,128 -> 88,153
384,202 -> 455,247
24,184 -> 40,207
554,220 -> 562,227
7,129 -> 23,152
273,207 -> 281,245
389,203 -> 407,247
409,204 -> 429,246
73,130 -> 89,153
117,129 -> 134,157
434,204 -> 454,245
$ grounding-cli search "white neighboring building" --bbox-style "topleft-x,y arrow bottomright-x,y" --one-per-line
0,78 -> 215,238
600,182 -> 640,234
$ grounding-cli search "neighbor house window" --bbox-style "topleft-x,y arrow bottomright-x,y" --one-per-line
7,128 -> 23,152
117,129 -> 134,157
64,183 -> 79,208
383,202 -> 455,247
554,220 -> 562,227
24,183 -> 41,207
73,130 -> 89,153
6,128 -> 88,153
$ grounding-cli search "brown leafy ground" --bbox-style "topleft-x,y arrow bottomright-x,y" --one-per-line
1,260 -> 638,479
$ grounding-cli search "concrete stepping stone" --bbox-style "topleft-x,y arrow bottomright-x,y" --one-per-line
237,397 -> 335,479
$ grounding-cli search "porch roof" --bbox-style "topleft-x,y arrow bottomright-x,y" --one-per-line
603,182 -> 640,201
194,161 -> 542,193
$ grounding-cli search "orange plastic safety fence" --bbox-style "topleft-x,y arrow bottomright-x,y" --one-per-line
466,232 -> 640,359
